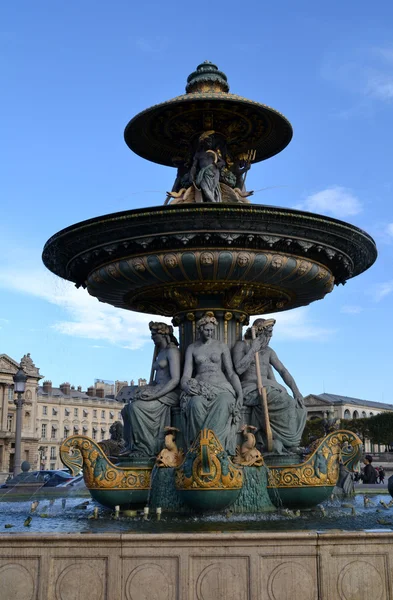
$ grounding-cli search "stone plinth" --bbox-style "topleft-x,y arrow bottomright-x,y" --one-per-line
0,531 -> 392,599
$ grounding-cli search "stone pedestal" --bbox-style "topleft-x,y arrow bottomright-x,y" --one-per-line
1,531 -> 392,599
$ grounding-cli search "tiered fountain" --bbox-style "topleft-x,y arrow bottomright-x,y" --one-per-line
42,61 -> 376,515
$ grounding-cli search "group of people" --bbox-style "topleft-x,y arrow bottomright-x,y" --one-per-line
354,455 -> 386,484
120,314 -> 307,459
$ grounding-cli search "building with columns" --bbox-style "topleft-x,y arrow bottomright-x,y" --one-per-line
0,353 -> 42,475
0,353 -> 124,478
304,393 -> 393,421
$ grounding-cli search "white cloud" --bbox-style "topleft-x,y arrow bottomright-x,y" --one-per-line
386,223 -> 393,237
366,72 -> 393,101
252,307 -> 335,341
0,267 -> 170,350
341,305 -> 363,315
321,46 -> 393,118
372,280 -> 393,302
296,186 -> 362,218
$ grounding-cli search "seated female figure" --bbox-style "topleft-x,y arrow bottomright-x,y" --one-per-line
180,313 -> 242,455
121,322 -> 180,457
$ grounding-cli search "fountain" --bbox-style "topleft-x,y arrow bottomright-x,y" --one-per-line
2,62 -> 389,600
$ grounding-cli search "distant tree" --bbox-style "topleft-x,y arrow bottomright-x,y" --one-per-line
366,412 -> 393,446
301,418 -> 325,447
341,417 -> 370,445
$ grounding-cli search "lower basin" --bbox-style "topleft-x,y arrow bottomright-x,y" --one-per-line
1,491 -> 392,534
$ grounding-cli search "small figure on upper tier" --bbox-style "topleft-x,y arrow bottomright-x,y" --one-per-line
180,312 -> 243,455
121,322 -> 181,457
190,131 -> 225,203
232,318 -> 307,454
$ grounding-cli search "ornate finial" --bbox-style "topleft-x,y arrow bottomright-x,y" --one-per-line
186,61 -> 230,94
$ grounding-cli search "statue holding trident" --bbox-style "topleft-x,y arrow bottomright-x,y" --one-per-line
190,131 -> 225,203
232,318 -> 307,454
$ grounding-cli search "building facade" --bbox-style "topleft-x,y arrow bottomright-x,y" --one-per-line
304,393 -> 393,421
0,353 -> 124,478
304,393 -> 393,452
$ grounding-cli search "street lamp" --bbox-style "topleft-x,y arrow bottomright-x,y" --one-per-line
13,366 -> 27,475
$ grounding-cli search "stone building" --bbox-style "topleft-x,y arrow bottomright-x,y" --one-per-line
304,393 -> 393,421
0,353 -> 124,478
304,393 -> 393,452
0,353 -> 42,475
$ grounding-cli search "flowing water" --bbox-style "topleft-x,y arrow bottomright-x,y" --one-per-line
1,491 -> 393,534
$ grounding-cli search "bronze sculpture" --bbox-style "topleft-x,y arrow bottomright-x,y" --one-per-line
180,313 -> 242,455
121,322 -> 180,457
232,318 -> 307,454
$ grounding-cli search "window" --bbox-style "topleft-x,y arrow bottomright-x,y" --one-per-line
73,426 -> 79,435
51,426 -> 57,440
344,410 -> 351,420
83,426 -> 88,435
92,428 -> 97,440
65,408 -> 70,416
50,463 -> 56,470
41,424 -> 47,439
7,386 -> 13,401
353,410 -> 359,419
74,408 -> 78,417
63,426 -> 70,438
43,406 -> 48,415
93,409 -> 97,418
101,410 -> 105,419
7,414 -> 13,432
50,447 -> 56,459
362,411 -> 367,418
101,429 -> 106,440
52,408 -> 57,416
83,410 -> 88,417
109,411 -> 114,419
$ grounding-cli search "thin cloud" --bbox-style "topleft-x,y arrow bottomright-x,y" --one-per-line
296,186 -> 362,218
321,46 -> 393,117
134,36 -> 169,54
386,223 -> 393,237
252,307 -> 335,341
372,280 -> 393,302
341,305 -> 363,315
0,267 -> 170,350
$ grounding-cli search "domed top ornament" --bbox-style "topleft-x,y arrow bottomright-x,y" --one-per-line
185,61 -> 230,94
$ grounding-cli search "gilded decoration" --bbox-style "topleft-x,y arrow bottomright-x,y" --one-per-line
60,436 -> 151,490
175,429 -> 243,491
267,430 -> 362,489
156,427 -> 184,468
233,425 -> 264,467
86,248 -> 336,316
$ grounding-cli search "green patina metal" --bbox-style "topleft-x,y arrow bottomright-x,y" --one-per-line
50,61 -> 375,514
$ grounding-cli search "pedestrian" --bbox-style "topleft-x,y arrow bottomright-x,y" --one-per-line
379,467 -> 385,484
361,455 -> 378,484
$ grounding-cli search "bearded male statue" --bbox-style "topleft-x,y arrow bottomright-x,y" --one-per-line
232,318 -> 307,454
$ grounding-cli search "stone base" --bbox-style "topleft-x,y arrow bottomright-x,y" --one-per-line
1,531 -> 392,599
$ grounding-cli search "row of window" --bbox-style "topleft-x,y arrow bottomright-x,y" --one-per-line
41,424 -> 108,441
42,406 -> 118,419
343,410 -> 375,419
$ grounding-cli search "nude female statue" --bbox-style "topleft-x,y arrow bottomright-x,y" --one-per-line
232,318 -> 307,454
180,313 -> 243,455
121,322 -> 180,457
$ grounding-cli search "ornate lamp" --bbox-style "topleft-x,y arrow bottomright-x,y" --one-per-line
12,365 -> 28,475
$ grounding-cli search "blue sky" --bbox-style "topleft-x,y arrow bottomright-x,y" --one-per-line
0,2 -> 392,401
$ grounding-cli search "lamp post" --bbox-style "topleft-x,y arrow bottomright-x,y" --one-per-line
13,366 -> 27,476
